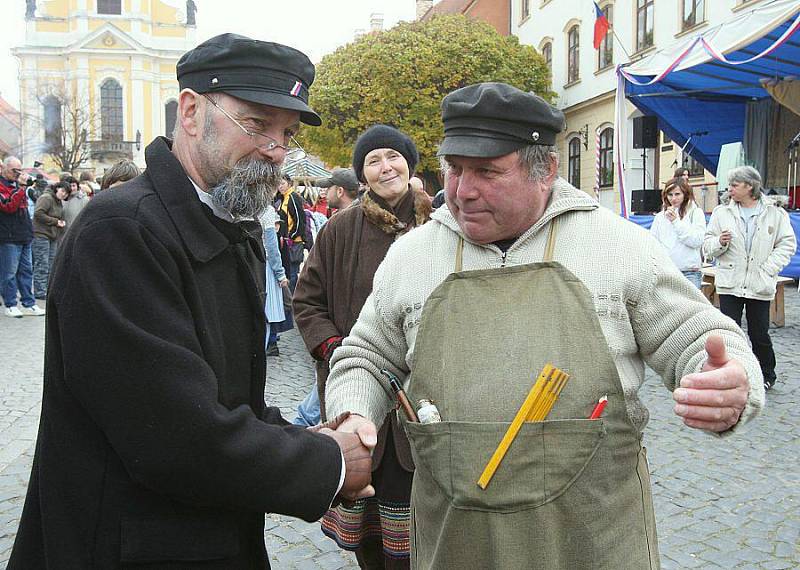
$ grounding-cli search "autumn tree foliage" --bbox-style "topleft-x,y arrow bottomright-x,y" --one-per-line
302,15 -> 553,187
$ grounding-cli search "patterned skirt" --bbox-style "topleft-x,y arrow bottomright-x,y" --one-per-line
321,430 -> 413,562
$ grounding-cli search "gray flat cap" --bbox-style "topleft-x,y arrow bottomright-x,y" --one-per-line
438,82 -> 565,158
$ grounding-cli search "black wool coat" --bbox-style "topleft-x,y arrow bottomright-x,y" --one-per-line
7,137 -> 342,569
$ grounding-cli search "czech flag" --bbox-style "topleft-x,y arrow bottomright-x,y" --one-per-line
593,2 -> 609,50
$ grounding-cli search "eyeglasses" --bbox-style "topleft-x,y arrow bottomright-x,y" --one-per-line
203,94 -> 305,158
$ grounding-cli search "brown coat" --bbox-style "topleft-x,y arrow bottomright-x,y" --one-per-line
293,186 -> 431,471
32,190 -> 64,241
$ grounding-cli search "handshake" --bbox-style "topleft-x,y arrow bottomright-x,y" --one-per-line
309,412 -> 375,503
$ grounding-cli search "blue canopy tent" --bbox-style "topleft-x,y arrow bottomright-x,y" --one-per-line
619,0 -> 800,174
613,0 -> 800,278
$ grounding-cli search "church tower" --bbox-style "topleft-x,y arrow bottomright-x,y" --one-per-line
13,0 -> 197,172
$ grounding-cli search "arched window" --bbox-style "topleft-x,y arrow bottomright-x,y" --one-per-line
568,138 -> 581,189
567,26 -> 580,83
42,95 -> 62,151
542,43 -> 552,72
100,79 -> 123,140
165,100 -> 178,137
97,0 -> 122,15
599,127 -> 614,187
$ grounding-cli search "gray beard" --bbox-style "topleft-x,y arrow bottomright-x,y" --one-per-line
209,158 -> 281,219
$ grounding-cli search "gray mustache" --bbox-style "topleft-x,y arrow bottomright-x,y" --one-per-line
210,158 -> 281,219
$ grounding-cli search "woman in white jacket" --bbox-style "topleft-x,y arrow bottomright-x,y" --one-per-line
650,177 -> 706,288
703,166 -> 797,390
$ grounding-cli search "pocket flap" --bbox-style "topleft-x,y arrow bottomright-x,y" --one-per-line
120,515 -> 239,563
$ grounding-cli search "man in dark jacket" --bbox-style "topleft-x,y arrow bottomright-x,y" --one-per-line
0,156 -> 44,317
8,34 -> 373,570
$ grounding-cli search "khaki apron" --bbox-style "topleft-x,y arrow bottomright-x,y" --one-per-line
402,221 -> 660,569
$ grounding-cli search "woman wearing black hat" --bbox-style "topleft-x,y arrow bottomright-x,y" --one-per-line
294,124 -> 431,568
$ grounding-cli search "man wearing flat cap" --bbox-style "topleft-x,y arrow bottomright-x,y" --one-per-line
317,167 -> 360,212
9,34 -> 373,569
324,82 -> 765,568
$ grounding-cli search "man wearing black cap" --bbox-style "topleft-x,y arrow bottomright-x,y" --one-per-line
317,167 -> 360,212
324,83 -> 764,568
8,34 -> 373,569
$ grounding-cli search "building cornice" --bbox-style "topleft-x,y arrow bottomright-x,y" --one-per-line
562,89 -> 615,113
12,45 -> 183,61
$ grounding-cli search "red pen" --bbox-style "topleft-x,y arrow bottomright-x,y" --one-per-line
588,395 -> 608,419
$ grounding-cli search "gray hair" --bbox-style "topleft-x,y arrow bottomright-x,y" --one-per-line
516,144 -> 559,183
2,156 -> 21,168
439,144 -> 559,183
728,166 -> 762,199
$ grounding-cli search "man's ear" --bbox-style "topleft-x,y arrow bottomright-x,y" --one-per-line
546,154 -> 559,186
177,89 -> 202,137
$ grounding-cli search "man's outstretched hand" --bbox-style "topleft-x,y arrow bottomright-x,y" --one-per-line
673,335 -> 750,432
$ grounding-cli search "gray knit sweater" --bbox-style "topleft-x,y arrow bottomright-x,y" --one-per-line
326,179 -> 765,436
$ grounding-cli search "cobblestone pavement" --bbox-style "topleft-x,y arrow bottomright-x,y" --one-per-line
2,288 -> 799,569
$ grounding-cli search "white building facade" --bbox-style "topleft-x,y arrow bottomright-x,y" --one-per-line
514,0 -> 769,211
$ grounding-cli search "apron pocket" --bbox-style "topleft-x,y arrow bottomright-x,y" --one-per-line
405,419 -> 605,514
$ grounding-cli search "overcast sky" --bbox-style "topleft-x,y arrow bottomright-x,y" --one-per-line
0,0 -> 418,108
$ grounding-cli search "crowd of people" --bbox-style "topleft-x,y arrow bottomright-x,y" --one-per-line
650,165 -> 796,391
0,158 -> 139,316
4,32 -> 795,570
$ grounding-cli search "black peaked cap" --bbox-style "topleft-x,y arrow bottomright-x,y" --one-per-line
177,33 -> 321,126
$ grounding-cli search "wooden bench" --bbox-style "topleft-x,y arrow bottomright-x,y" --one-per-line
700,266 -> 794,327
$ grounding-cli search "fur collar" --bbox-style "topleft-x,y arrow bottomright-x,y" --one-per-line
361,186 -> 433,235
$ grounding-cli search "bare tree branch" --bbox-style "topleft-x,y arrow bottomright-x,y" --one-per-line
27,87 -> 100,173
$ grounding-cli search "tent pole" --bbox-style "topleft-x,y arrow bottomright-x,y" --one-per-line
641,147 -> 647,198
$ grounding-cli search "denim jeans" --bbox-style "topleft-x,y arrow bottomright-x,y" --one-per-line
0,242 -> 35,308
292,379 -> 321,427
719,294 -> 776,383
32,237 -> 58,298
681,270 -> 703,289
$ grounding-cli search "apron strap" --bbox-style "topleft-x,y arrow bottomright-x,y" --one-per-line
454,216 -> 561,271
543,217 -> 559,262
